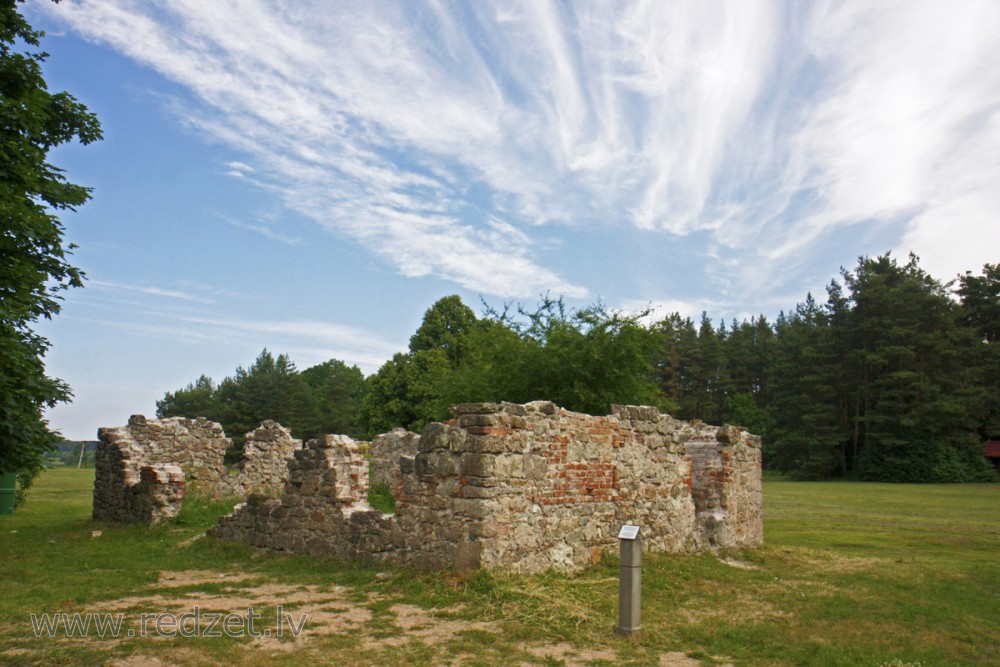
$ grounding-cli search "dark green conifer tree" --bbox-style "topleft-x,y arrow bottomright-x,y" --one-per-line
769,294 -> 845,479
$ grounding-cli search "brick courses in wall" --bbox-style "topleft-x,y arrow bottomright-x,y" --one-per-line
209,402 -> 763,573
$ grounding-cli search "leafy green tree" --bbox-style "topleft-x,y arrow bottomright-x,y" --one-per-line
300,359 -> 367,439
361,296 -> 482,435
408,294 -> 478,363
355,267 -> 997,484
362,352 -> 411,435
361,351 -> 431,435
212,350 -> 312,447
430,318 -> 525,405
362,295 -> 665,435
509,299 -> 662,415
0,0 -> 102,499
156,375 -> 216,420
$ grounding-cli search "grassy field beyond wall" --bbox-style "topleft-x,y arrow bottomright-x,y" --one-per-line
0,467 -> 996,666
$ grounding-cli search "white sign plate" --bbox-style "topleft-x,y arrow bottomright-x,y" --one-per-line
618,524 -> 640,540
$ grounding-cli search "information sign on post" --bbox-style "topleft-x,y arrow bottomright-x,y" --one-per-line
616,523 -> 642,636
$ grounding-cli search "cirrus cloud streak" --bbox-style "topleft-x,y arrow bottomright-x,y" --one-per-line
38,0 -> 1000,304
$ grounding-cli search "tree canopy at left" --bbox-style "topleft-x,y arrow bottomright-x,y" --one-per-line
0,0 -> 102,495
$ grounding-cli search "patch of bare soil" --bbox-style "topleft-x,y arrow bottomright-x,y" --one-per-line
520,640 -> 617,665
659,651 -> 733,666
516,643 -> 725,667
174,533 -> 204,549
42,569 -> 706,665
156,570 -> 255,587
87,571 -> 370,653
107,655 -> 172,667
104,648 -> 204,667
364,603 -> 498,649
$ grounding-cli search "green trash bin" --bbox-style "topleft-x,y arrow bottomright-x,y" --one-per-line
0,472 -> 16,515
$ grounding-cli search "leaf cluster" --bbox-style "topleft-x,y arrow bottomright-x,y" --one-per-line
1,1 -> 101,494
360,295 -> 664,435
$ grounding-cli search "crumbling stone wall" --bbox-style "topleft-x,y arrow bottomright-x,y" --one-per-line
93,415 -> 302,523
92,426 -> 186,524
687,424 -> 763,548
239,420 -> 304,496
368,428 -> 420,492
210,402 -> 763,573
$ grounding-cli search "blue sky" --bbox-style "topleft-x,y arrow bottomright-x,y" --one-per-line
25,0 -> 1000,440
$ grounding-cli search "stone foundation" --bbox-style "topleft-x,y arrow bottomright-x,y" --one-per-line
210,402 -> 763,573
93,415 -> 302,523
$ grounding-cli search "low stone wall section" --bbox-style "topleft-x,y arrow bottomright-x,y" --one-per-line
210,402 -> 763,573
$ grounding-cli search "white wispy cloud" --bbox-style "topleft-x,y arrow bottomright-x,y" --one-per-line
618,298 -> 707,325
618,296 -> 788,327
176,315 -> 402,358
737,0 -> 1000,294
40,0 -> 1000,303
69,308 -> 403,374
185,319 -> 400,373
88,279 -> 217,304
68,316 -> 225,344
214,212 -> 301,246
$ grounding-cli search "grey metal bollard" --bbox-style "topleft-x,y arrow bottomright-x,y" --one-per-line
617,524 -> 641,636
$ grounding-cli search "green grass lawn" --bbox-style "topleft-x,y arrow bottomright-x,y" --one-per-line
0,467 -> 997,666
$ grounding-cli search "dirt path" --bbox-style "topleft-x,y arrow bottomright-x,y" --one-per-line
85,570 -> 722,666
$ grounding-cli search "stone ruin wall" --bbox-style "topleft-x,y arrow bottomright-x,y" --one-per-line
92,415 -> 302,524
209,401 -> 763,573
687,426 -> 763,549
239,421 -> 305,495
368,428 -> 420,493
